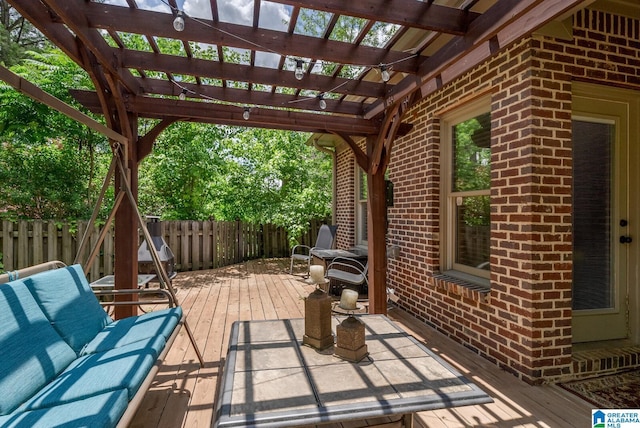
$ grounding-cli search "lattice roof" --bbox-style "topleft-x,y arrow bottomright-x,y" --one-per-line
8,0 -> 585,135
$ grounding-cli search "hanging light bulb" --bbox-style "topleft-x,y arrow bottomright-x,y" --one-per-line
318,93 -> 327,110
243,107 -> 250,120
179,88 -> 187,100
380,64 -> 390,82
173,11 -> 185,32
294,59 -> 305,80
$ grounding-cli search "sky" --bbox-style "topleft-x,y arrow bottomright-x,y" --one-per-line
105,0 -> 296,68
106,0 -> 290,31
101,0 -> 400,74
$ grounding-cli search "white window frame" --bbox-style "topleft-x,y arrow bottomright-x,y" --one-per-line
440,97 -> 491,281
355,166 -> 368,246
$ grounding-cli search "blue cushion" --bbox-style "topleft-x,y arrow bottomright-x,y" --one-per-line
0,282 -> 76,416
23,265 -> 113,354
81,307 -> 182,355
20,335 -> 166,411
0,389 -> 128,428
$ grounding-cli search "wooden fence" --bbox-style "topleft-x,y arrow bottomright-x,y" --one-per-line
0,219 -> 325,282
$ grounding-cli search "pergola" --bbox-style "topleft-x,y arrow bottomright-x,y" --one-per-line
5,0 -> 586,317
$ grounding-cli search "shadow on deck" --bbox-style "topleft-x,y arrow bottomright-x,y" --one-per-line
129,258 -> 592,428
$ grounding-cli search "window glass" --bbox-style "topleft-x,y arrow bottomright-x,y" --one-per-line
444,109 -> 491,277
453,112 -> 491,192
455,195 -> 490,269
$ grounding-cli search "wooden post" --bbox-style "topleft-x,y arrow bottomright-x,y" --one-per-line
366,136 -> 388,315
114,117 -> 139,319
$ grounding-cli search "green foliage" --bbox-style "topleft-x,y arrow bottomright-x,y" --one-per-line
0,141 -> 93,219
0,48 -> 112,220
0,50 -> 97,142
138,124 -> 332,243
0,32 -> 333,239
453,113 -> 491,192
0,0 -> 48,67
139,122 -> 230,220
453,113 -> 491,227
217,128 -> 332,242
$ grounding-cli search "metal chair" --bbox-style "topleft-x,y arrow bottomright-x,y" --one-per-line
290,224 -> 338,274
325,257 -> 368,295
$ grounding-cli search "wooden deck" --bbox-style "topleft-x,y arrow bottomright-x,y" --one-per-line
129,259 -> 592,428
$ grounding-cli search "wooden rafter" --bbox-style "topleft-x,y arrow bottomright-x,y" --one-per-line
364,0 -> 586,118
268,0 -> 480,34
7,0 -> 575,133
39,0 -> 141,94
70,90 -> 380,135
118,50 -> 386,100
81,2 -> 421,74
136,78 -> 365,116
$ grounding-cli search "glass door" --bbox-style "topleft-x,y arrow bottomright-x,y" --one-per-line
572,85 -> 630,343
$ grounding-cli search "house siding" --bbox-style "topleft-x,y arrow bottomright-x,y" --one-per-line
335,7 -> 640,384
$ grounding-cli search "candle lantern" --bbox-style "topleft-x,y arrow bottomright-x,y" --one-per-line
334,289 -> 368,362
309,265 -> 325,285
302,266 -> 333,350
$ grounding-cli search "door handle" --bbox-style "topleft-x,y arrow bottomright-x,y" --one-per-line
620,236 -> 633,244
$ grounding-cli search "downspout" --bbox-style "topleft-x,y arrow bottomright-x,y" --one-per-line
313,139 -> 337,225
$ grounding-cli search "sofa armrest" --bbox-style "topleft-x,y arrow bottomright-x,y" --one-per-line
91,287 -> 176,308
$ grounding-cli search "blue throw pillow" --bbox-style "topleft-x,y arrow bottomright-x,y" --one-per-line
23,265 -> 113,354
0,281 -> 76,415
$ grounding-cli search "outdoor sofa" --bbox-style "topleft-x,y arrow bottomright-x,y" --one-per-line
0,264 -> 183,427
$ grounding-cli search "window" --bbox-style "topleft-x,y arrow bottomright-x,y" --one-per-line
441,99 -> 491,280
356,167 -> 368,245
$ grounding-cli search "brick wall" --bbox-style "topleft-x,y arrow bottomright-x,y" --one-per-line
335,7 -> 640,383
335,142 -> 357,249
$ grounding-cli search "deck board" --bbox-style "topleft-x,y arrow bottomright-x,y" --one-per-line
129,259 -> 592,428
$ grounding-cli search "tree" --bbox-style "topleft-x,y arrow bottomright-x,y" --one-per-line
0,0 -> 47,66
0,48 -> 112,220
138,121 -> 231,220
0,140 -> 91,219
217,128 -> 331,241
138,124 -> 332,242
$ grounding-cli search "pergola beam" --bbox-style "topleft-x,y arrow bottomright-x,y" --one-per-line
39,0 -> 141,95
120,50 -> 386,100
82,2 -> 421,74
139,78 -> 365,116
71,90 -> 381,135
364,0 -> 586,119
268,0 -> 480,35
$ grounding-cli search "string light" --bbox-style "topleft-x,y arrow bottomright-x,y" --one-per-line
156,0 -> 424,117
159,0 -> 421,115
173,80 -> 257,118
158,0 -> 417,84
318,93 -> 326,110
294,59 -> 305,80
173,11 -> 185,32
380,64 -> 390,82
